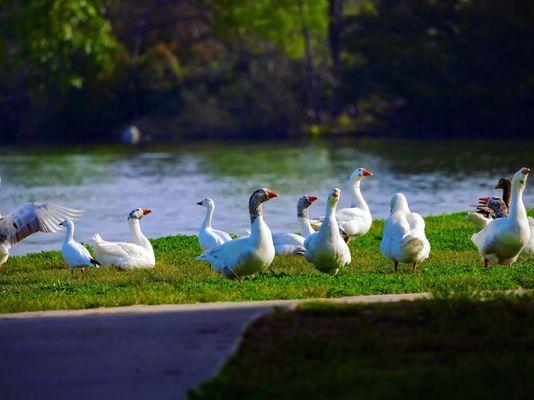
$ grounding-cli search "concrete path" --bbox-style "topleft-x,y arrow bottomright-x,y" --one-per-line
0,293 -> 432,400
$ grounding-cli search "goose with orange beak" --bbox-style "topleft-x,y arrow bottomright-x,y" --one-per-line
92,208 -> 155,269
197,188 -> 278,280
304,188 -> 351,275
472,167 -> 532,267
310,167 -> 373,239
272,195 -> 319,255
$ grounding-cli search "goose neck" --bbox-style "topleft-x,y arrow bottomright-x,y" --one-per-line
350,180 -> 369,210
509,183 -> 527,221
298,216 -> 314,237
129,218 -> 150,248
64,224 -> 74,243
201,206 -> 214,229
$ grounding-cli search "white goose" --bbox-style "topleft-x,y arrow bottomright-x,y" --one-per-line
92,208 -> 155,269
196,198 -> 232,251
304,188 -> 351,275
196,188 -> 278,280
472,167 -> 531,267
60,219 -> 99,273
0,179 -> 83,270
310,168 -> 373,238
272,195 -> 318,255
380,193 -> 430,272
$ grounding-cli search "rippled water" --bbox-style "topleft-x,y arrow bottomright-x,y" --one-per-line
1,139 -> 532,255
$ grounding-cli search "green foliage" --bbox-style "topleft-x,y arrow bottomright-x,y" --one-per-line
342,0 -> 534,136
2,0 -> 119,91
208,0 -> 328,58
0,212 -> 532,313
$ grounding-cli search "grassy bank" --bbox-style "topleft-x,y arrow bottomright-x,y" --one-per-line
190,295 -> 534,399
1,212 -> 533,313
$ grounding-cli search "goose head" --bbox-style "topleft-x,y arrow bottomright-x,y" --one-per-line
297,195 -> 318,217
350,168 -> 373,182
250,188 -> 279,205
128,208 -> 152,220
196,198 -> 215,209
390,193 -> 410,213
248,188 -> 278,222
512,167 -> 530,189
327,188 -> 341,207
495,177 -> 511,190
59,219 -> 74,230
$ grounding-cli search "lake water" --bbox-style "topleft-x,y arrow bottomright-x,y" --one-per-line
1,139 -> 533,255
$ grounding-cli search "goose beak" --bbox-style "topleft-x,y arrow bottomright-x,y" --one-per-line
59,221 -> 65,226
521,167 -> 530,175
266,190 -> 279,199
142,209 -> 152,215
479,197 -> 489,203
307,195 -> 318,202
363,169 -> 373,177
196,201 -> 202,206
332,188 -> 340,198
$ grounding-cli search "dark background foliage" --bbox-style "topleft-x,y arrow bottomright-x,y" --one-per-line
0,0 -> 532,144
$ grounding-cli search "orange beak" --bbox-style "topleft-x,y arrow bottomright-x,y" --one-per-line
478,197 -> 489,203
266,190 -> 279,199
363,169 -> 373,177
142,209 -> 152,215
307,195 -> 318,202
521,167 -> 530,175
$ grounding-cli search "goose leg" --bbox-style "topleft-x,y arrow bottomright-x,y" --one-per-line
393,260 -> 398,273
483,259 -> 488,268
412,263 -> 417,273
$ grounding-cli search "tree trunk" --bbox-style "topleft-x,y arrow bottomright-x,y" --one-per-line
328,0 -> 344,115
298,0 -> 321,123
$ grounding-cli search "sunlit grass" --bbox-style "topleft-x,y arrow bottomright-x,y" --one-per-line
1,212 -> 533,313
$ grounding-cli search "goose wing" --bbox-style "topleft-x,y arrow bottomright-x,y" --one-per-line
0,203 -> 83,246
486,198 -> 508,218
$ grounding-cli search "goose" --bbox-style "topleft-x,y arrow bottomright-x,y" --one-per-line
59,219 -> 99,273
0,180 -> 83,270
304,188 -> 351,275
310,168 -> 373,238
196,188 -> 278,280
92,208 -> 155,269
272,195 -> 318,255
472,167 -> 531,267
196,198 -> 232,251
467,177 -> 511,230
380,193 -> 430,272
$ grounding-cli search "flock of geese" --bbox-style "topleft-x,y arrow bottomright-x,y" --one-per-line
0,167 -> 532,279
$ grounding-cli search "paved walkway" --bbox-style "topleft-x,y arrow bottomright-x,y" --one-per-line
0,293 -> 432,400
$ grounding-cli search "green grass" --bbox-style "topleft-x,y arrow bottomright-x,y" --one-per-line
0,211 -> 533,313
190,295 -> 534,399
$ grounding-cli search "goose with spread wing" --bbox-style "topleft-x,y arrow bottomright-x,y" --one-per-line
92,208 -> 155,269
196,188 -> 278,280
0,180 -> 83,270
310,168 -> 373,239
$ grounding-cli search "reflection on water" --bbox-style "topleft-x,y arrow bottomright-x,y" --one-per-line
1,139 -> 532,255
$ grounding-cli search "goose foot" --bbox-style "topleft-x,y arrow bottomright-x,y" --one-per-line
393,260 -> 398,273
